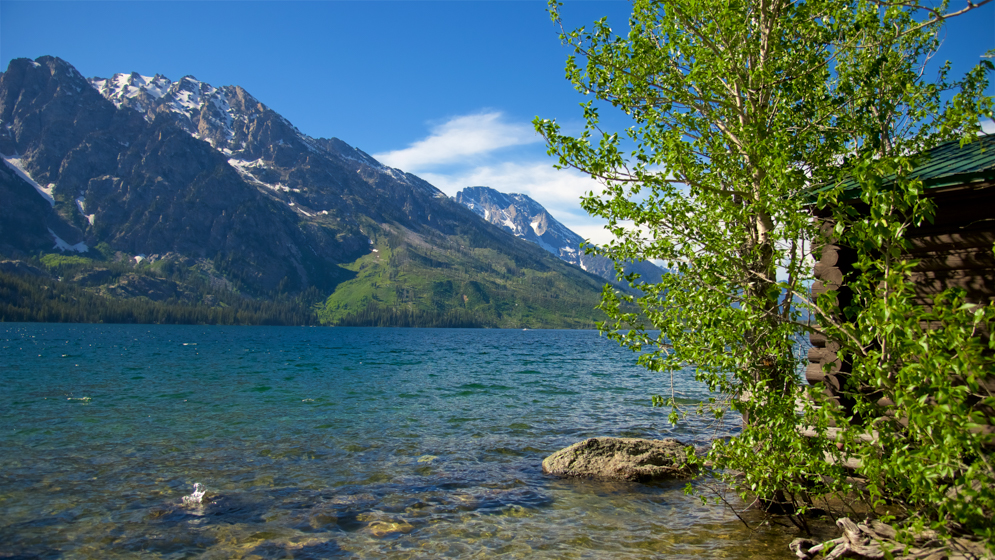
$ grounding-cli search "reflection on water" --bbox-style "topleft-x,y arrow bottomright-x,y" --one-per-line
0,324 -> 802,558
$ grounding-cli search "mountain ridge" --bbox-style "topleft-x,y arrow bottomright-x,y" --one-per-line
0,55 -> 616,327
455,185 -> 665,286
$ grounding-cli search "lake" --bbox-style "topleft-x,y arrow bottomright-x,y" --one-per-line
1,324 -> 799,558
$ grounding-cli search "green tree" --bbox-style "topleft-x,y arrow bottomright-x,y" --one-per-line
536,0 -> 993,545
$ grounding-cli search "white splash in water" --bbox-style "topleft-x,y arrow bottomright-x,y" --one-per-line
181,483 -> 206,507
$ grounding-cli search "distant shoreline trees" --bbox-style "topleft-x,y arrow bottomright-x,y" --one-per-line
0,270 -> 319,326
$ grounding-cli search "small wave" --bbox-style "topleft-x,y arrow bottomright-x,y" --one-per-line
181,483 -> 206,507
457,383 -> 488,390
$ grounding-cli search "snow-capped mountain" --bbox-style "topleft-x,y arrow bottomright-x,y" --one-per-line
0,56 -> 609,327
90,71 -> 292,153
456,186 -> 585,263
0,57 -> 478,292
456,186 -> 664,285
88,71 -> 439,199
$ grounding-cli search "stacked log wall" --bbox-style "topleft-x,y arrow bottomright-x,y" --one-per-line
808,222 -> 856,424
807,182 -> 995,436
905,183 -> 995,307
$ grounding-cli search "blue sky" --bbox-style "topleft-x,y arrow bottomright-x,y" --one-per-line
1,1 -> 992,245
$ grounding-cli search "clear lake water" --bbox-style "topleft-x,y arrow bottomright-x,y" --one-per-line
0,324 -> 805,559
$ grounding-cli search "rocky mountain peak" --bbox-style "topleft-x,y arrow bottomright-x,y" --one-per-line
85,68 -> 436,197
90,72 -> 246,151
456,186 -> 583,256
2,56 -> 93,106
455,185 -> 664,286
39,56 -> 90,84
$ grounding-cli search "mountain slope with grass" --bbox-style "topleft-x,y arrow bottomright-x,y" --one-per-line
0,56 -> 611,327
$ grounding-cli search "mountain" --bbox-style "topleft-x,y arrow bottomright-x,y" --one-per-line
456,186 -> 585,264
0,56 -> 612,327
455,186 -> 664,286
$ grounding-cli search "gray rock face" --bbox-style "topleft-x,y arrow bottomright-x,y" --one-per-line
104,273 -> 184,301
542,437 -> 695,482
455,186 -> 666,288
72,268 -> 116,286
456,186 -> 582,260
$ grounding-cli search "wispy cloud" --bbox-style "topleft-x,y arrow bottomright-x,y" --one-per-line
418,162 -> 600,208
373,112 -> 540,171
375,110 -> 619,246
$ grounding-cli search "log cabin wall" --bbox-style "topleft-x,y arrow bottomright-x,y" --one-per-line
808,221 -> 857,422
905,182 -> 995,306
806,136 -> 995,434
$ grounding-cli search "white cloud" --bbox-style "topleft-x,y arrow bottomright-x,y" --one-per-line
376,110 -> 638,246
565,223 -> 617,247
373,112 -> 540,171
420,161 -> 599,207
980,119 -> 995,135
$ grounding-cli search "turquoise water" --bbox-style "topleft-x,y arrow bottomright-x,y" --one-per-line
1,324 -> 796,558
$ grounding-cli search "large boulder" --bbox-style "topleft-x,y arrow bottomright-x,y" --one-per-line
542,437 -> 695,482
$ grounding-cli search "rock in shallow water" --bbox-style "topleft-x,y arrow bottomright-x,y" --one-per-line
542,437 -> 695,482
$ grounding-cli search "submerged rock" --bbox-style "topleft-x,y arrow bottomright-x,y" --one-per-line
541,437 -> 695,482
367,521 -> 414,537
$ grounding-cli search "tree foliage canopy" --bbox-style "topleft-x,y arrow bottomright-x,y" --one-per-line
536,0 -> 994,545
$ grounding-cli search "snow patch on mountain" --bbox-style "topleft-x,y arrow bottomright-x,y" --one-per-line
89,68 -> 453,205
90,73 -> 170,110
49,228 -> 88,253
76,197 -> 95,225
90,73 -> 239,144
3,155 -> 55,206
228,158 -> 300,193
228,157 -> 269,172
535,238 -> 558,255
501,211 -> 517,234
293,204 -> 313,217
168,77 -> 204,112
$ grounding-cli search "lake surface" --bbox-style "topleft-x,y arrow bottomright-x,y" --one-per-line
1,324 -> 800,559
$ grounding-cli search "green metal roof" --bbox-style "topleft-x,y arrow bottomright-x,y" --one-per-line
908,134 -> 995,189
809,134 -> 995,202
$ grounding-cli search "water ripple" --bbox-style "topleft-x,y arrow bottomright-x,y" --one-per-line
0,324 -> 803,559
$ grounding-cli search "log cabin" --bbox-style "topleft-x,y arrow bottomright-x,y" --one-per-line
807,134 -> 995,437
